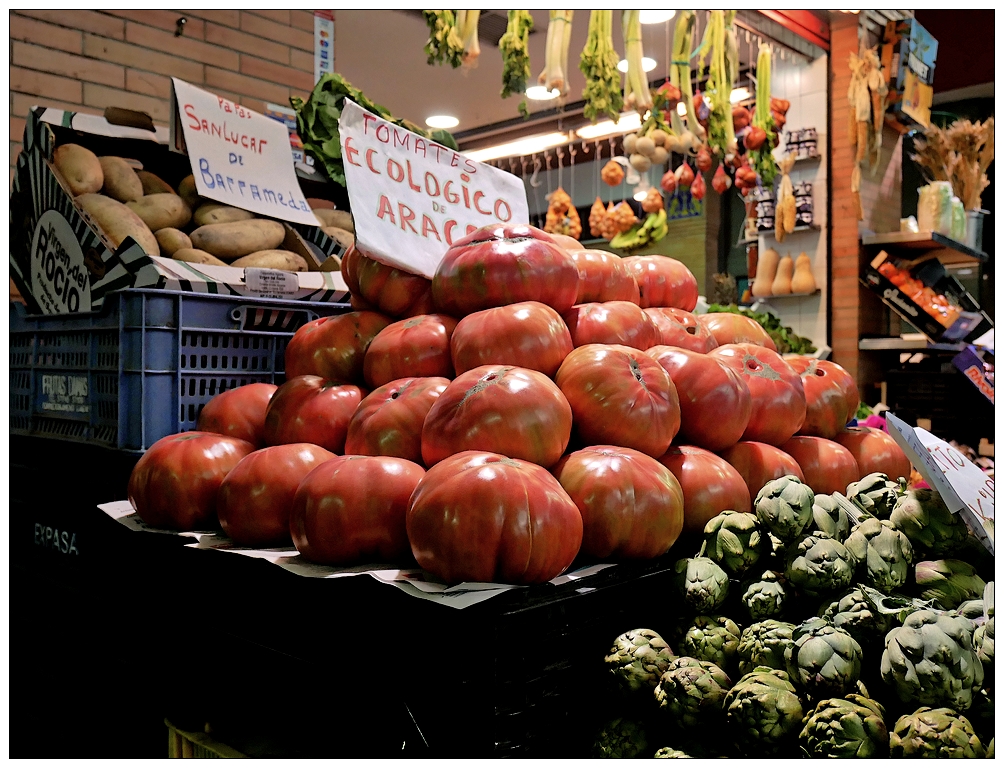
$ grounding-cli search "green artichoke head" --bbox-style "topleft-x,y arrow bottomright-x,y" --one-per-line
741,569 -> 789,622
890,488 -> 971,557
724,666 -> 804,756
700,509 -> 765,576
973,616 -> 994,690
889,707 -> 986,758
809,493 -> 852,541
679,616 -> 742,673
755,475 -> 815,545
604,628 -> 676,693
654,656 -> 732,731
819,586 -> 898,646
737,619 -> 795,677
785,618 -> 863,699
799,693 -> 889,758
914,559 -> 987,610
843,518 -> 914,593
593,717 -> 650,758
673,557 -> 729,614
784,532 -> 857,598
653,747 -> 693,758
846,472 -> 901,519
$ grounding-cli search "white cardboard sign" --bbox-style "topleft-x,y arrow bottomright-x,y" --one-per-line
171,78 -> 320,226
339,100 -> 529,279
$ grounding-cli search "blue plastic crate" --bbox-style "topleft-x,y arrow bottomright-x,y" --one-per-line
9,289 -> 351,452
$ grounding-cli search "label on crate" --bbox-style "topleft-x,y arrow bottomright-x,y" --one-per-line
34,523 -> 80,555
29,209 -> 92,314
244,268 -> 300,298
40,374 -> 90,414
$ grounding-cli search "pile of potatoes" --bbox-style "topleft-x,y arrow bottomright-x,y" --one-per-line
52,143 -> 353,274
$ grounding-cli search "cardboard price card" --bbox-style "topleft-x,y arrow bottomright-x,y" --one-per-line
339,100 -> 529,279
170,78 -> 320,227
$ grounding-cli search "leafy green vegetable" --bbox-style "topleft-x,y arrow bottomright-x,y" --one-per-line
579,10 -> 622,123
706,303 -> 816,354
423,10 -> 464,68
749,43 -> 778,187
500,10 -> 534,118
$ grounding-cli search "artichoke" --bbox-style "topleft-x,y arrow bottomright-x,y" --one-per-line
889,487 -> 970,557
808,493 -> 852,541
737,620 -> 795,677
784,532 -> 857,598
846,472 -> 901,519
954,598 -> 986,622
679,616 -> 742,673
881,609 -> 984,711
755,475 -> 815,545
700,510 -> 765,576
654,656 -> 732,731
653,747 -> 692,758
974,581 -> 995,689
799,693 -> 889,758
741,570 -> 789,621
673,557 -> 729,614
889,707 -> 986,758
592,717 -> 649,758
819,586 -> 899,647
914,559 -> 987,610
725,666 -> 804,756
785,618 -> 863,699
988,737 -> 995,759
843,518 -> 914,593
604,628 -> 676,694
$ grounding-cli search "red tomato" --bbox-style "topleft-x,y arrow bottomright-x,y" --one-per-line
284,311 -> 393,385
344,377 -> 449,464
217,443 -> 335,546
562,301 -> 661,350
431,224 -> 580,317
658,445 -> 752,534
291,455 -> 425,565
406,450 -> 583,584
834,427 -> 912,481
127,432 -> 255,531
262,375 -> 367,454
549,232 -> 584,252
362,314 -> 458,389
644,308 -> 719,353
553,446 -> 684,559
621,255 -> 699,310
556,344 -> 680,458
780,436 -> 860,495
421,365 -> 572,468
341,246 -> 433,318
719,441 -> 805,501
710,343 -> 806,446
788,357 -> 852,439
568,249 -> 641,304
647,345 -> 751,452
698,313 -> 778,352
196,383 -> 277,447
450,301 -> 573,378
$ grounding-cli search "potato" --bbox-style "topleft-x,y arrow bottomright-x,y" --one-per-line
321,226 -> 354,252
230,250 -> 308,272
53,143 -> 103,196
137,170 -> 174,196
177,175 -> 200,209
193,203 -> 256,227
99,156 -> 144,203
172,248 -> 228,267
312,208 -> 353,233
155,227 -> 192,256
189,219 -> 286,260
76,193 -> 159,255
127,193 -> 192,231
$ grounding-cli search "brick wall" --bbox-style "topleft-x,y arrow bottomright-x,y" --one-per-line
9,9 -> 319,185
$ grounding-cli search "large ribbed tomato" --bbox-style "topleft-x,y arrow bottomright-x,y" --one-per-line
216,443 -> 335,546
291,455 -> 425,565
344,377 -> 449,464
621,255 -> 698,310
644,308 -> 719,353
719,441 -> 805,502
362,314 -> 458,389
787,357 -> 852,439
647,345 -> 751,452
406,451 -> 583,584
421,365 -> 572,468
127,432 -> 255,531
556,344 -> 680,458
341,246 -> 434,318
262,375 -> 367,454
658,445 -> 752,534
284,310 -> 393,385
710,343 -> 806,446
552,446 -> 684,560
834,427 -> 911,480
569,249 -> 641,304
196,383 -> 277,447
450,301 -> 572,378
698,313 -> 777,351
431,224 -> 579,317
781,436 -> 860,495
562,301 -> 661,350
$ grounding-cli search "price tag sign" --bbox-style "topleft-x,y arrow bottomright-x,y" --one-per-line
886,412 -> 994,554
338,100 -> 529,279
170,78 -> 320,227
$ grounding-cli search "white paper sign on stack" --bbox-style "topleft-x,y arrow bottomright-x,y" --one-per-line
339,100 -> 530,279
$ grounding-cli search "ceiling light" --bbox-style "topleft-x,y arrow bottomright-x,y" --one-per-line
464,131 -> 569,162
639,10 -> 676,24
575,112 -> 643,140
730,87 -> 751,103
426,115 -> 459,129
617,57 -> 657,74
676,102 -> 687,116
525,85 -> 559,101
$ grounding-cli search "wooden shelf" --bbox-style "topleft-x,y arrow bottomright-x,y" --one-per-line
743,289 -> 821,304
858,336 -> 966,352
861,230 -> 988,265
739,223 -> 821,245
793,153 -> 822,163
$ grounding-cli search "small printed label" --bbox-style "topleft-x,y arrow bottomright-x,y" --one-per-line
30,209 -> 92,314
244,267 -> 299,298
40,373 -> 90,414
34,523 -> 80,555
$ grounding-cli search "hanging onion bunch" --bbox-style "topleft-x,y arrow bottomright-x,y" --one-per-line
580,10 -> 623,123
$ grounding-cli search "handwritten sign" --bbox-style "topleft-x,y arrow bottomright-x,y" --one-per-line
170,78 -> 319,227
886,412 -> 994,554
339,100 -> 529,279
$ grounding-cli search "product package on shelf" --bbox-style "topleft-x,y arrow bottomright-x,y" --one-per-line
794,181 -> 814,227
784,127 -> 818,159
754,189 -> 775,233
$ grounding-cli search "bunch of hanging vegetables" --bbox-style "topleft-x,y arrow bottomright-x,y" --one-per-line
621,10 -> 652,113
499,11 -> 535,118
696,10 -> 740,159
579,10 -> 622,123
423,10 -> 481,69
669,10 -> 703,156
747,42 -> 779,188
538,11 -> 575,100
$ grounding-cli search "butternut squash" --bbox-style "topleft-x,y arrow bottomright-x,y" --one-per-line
791,252 -> 817,294
771,254 -> 793,295
751,247 -> 780,298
